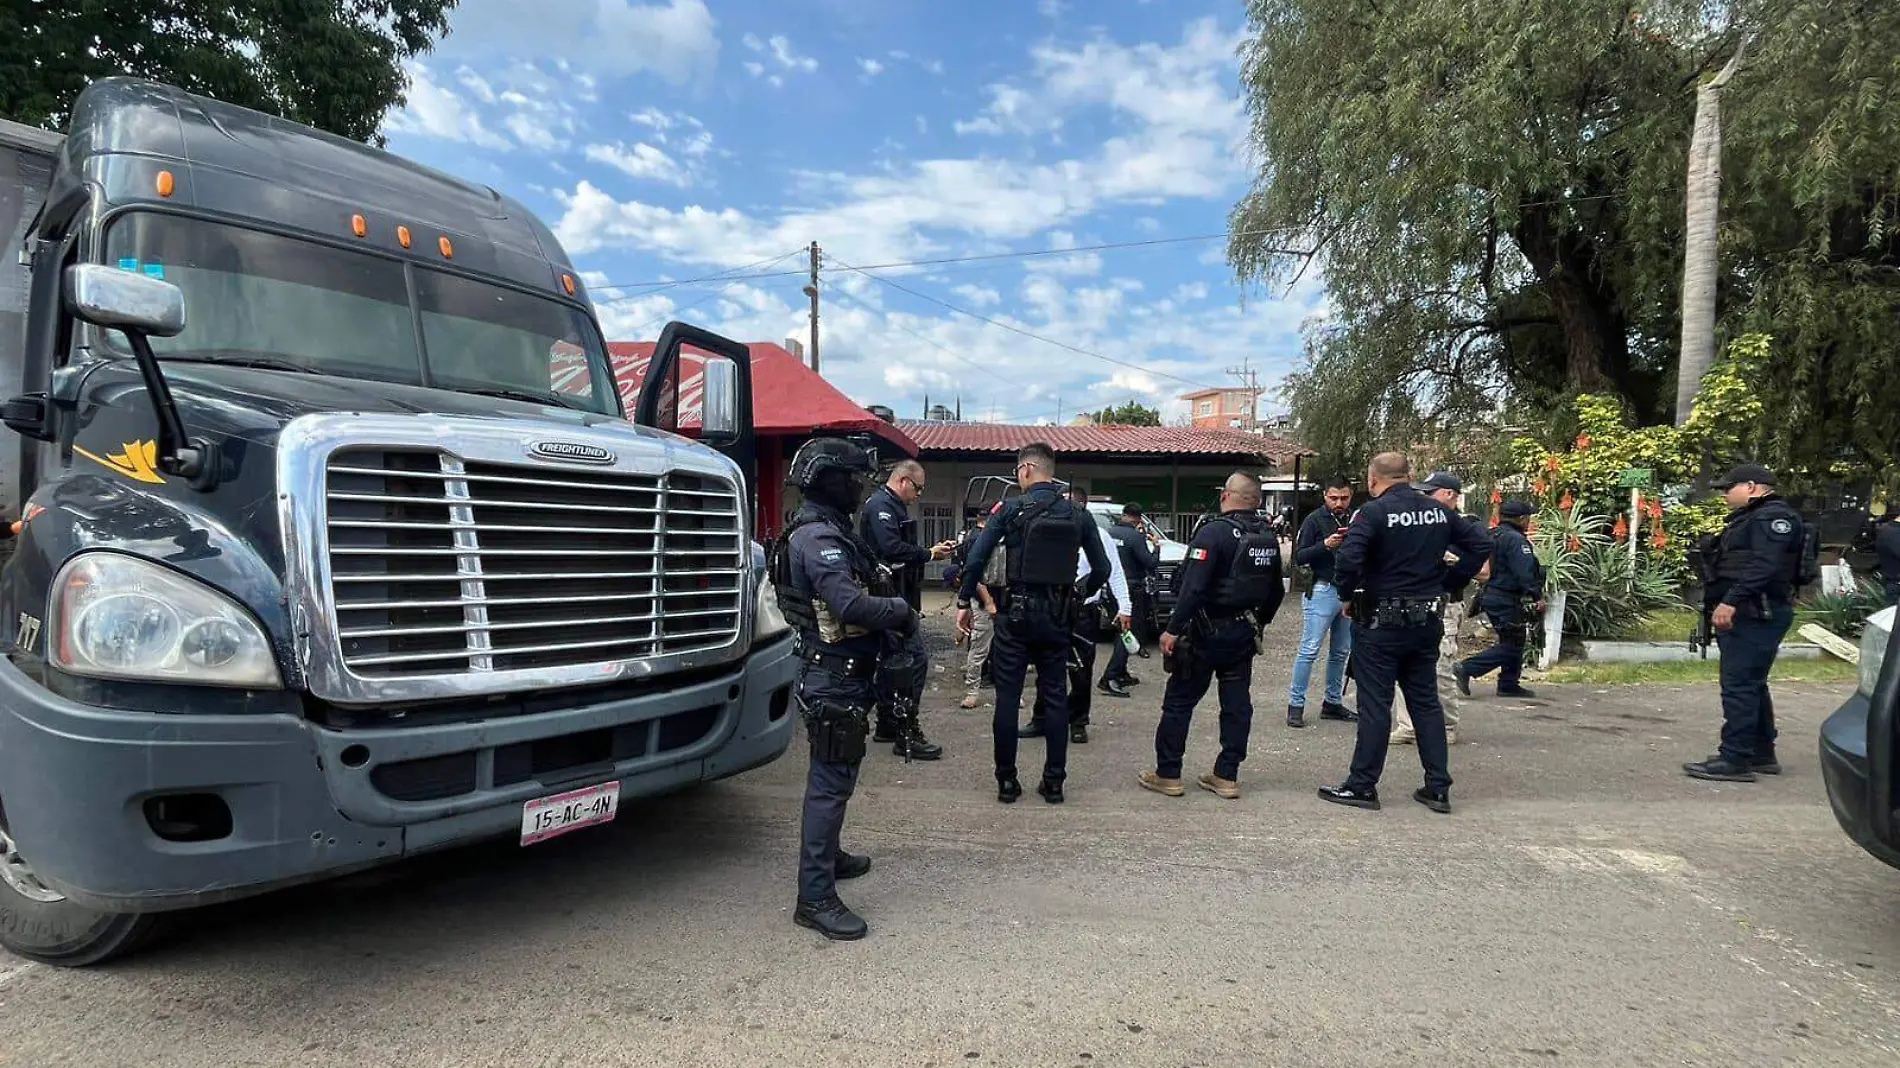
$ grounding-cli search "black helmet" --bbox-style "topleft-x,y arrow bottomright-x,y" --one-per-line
787,437 -> 874,488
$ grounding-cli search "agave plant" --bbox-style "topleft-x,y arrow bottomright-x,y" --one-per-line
1526,503 -> 1685,640
1803,579 -> 1890,640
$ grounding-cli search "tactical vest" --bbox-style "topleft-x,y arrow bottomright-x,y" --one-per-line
1713,501 -> 1807,587
771,509 -> 894,644
1004,492 -> 1082,589
1209,515 -> 1282,611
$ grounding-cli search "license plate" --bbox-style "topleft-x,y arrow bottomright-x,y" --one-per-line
520,781 -> 620,846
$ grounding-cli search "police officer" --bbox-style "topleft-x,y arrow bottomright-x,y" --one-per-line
956,443 -> 1111,804
772,439 -> 918,940
1024,486 -> 1132,744
1139,472 -> 1284,800
1101,504 -> 1160,689
858,459 -> 954,760
1875,510 -> 1900,607
1393,471 -> 1485,746
1684,463 -> 1808,783
1319,453 -> 1492,813
1454,499 -> 1544,700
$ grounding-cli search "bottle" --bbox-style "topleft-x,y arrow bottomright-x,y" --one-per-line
1120,628 -> 1140,655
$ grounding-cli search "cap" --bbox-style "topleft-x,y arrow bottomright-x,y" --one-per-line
1713,463 -> 1776,489
1121,503 -> 1143,516
1500,499 -> 1536,520
1415,471 -> 1462,494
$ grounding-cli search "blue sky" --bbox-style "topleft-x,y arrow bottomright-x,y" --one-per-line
381,0 -> 1325,424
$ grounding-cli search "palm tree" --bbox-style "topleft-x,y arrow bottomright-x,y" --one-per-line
1675,42 -> 1748,426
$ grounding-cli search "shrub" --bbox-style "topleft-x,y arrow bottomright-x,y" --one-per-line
1803,579 -> 1889,640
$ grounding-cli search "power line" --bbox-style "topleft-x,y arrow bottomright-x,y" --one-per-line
824,285 -> 1024,389
595,249 -> 807,303
627,248 -> 805,334
589,224 -> 1310,292
826,254 -> 1222,393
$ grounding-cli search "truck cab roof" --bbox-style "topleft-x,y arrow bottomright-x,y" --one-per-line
42,78 -> 581,305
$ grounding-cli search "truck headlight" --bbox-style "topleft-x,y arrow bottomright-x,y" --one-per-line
1860,606 -> 1894,698
755,575 -> 791,642
50,553 -> 283,689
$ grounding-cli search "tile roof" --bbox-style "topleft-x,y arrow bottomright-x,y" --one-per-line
898,421 -> 1309,465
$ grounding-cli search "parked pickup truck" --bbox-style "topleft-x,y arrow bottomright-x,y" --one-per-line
0,79 -> 797,967
1820,606 -> 1900,869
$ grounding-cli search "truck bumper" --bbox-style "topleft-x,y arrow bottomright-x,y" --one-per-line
1819,691 -> 1900,870
0,634 -> 797,913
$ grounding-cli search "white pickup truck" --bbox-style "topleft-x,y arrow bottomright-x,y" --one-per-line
1083,501 -> 1187,639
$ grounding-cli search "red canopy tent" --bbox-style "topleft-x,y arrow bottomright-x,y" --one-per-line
592,342 -> 917,536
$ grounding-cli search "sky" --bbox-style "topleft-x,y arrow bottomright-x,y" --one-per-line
380,0 -> 1326,425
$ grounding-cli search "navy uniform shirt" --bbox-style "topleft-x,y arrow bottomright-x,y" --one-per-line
1484,522 -> 1545,600
1166,510 -> 1286,634
1105,520 -> 1159,582
1292,507 -> 1352,586
788,503 -> 913,657
1877,520 -> 1900,600
1334,484 -> 1493,600
1710,494 -> 1804,609
857,483 -> 929,610
957,481 -> 1110,604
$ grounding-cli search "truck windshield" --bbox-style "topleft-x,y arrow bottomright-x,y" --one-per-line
101,212 -> 619,415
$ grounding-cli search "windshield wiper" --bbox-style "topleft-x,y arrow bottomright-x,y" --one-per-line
461,387 -> 589,412
160,351 -> 329,376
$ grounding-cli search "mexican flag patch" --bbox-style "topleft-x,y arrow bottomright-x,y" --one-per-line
1189,547 -> 1209,560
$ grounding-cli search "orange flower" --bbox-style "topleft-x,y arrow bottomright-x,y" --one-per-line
1559,492 -> 1575,511
1646,499 -> 1663,520
1544,456 -> 1561,473
1575,434 -> 1592,450
1612,516 -> 1629,541
1566,535 -> 1580,553
1651,530 -> 1669,549
1490,488 -> 1503,505
1533,478 -> 1547,495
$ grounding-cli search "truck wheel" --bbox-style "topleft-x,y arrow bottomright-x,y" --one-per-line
0,823 -> 154,967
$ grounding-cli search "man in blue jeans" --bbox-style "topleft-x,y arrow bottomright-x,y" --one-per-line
1286,478 -> 1357,728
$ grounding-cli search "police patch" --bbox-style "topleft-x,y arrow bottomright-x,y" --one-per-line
1769,518 -> 1794,535
820,548 -> 845,562
1189,548 -> 1209,560
878,512 -> 894,521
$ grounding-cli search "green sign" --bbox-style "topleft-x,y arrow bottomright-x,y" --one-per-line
1618,467 -> 1653,488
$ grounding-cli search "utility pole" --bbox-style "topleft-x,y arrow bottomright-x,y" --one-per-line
803,241 -> 822,375
1225,357 -> 1261,432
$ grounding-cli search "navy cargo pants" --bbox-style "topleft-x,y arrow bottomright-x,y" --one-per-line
797,665 -> 872,903
1462,592 -> 1526,690
1153,619 -> 1257,780
990,603 -> 1071,783
1345,621 -> 1452,794
1716,602 -> 1794,764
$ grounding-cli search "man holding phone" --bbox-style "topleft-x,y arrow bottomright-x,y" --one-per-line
859,459 -> 957,760
1286,477 -> 1358,728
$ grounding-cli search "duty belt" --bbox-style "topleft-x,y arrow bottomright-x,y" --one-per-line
1354,595 -> 1446,629
797,645 -> 879,679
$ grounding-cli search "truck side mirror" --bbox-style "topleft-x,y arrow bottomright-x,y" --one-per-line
64,263 -> 186,338
699,357 -> 739,445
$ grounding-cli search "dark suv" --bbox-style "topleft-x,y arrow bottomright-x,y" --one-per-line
1820,605 -> 1900,868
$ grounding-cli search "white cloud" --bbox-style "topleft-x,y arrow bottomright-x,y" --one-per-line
767,35 -> 819,72
1026,251 -> 1104,277
1173,281 -> 1210,303
387,63 -> 512,150
953,284 -> 1002,307
437,0 -> 720,84
742,33 -> 764,51
858,57 -> 885,77
743,61 -> 765,77
455,67 -> 497,104
629,107 -> 674,130
584,142 -> 690,186
1037,0 -> 1068,17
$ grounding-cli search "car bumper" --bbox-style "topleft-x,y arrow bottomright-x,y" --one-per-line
0,633 -> 797,913
1819,690 -> 1900,870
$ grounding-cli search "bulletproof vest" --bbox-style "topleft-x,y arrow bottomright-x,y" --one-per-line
1005,491 -> 1082,588
1209,515 -> 1281,611
1713,501 -> 1805,586
772,508 -> 894,644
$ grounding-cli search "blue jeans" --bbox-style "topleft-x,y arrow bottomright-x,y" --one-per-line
1287,584 -> 1351,708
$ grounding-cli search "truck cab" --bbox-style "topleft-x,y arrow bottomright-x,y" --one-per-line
0,79 -> 797,966
1820,605 -> 1900,868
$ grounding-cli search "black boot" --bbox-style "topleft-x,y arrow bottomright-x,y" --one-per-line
1286,704 -> 1307,729
1096,678 -> 1132,699
835,850 -> 872,880
1070,722 -> 1089,744
1683,755 -> 1757,782
893,724 -> 944,761
997,776 -> 1023,804
1453,661 -> 1472,697
1497,684 -> 1538,699
1037,777 -> 1065,804
1017,718 -> 1045,738
1319,701 -> 1356,722
1317,784 -> 1381,809
794,894 -> 868,940
1412,786 -> 1451,814
872,716 -> 900,743
1749,751 -> 1782,776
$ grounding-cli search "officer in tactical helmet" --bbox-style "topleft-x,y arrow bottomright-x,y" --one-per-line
771,438 -> 918,940
1139,471 -> 1285,800
956,442 -> 1111,805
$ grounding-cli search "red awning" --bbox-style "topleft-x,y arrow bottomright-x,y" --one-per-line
596,342 -> 916,455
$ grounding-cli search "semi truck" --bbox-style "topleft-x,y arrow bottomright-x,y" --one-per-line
0,79 -> 798,966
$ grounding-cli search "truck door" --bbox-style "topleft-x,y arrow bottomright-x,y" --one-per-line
1870,620 -> 1900,850
631,321 -> 757,497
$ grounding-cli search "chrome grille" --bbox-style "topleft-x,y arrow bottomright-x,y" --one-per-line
325,449 -> 746,678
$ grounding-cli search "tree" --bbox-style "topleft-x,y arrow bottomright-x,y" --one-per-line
0,0 -> 456,143
1232,0 -> 1900,478
1083,401 -> 1162,426
1675,42 -> 1747,425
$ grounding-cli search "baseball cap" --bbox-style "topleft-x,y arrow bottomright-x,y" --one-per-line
1414,471 -> 1462,494
1500,499 -> 1536,520
1712,463 -> 1776,489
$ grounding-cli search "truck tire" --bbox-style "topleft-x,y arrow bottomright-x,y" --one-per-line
0,823 -> 155,967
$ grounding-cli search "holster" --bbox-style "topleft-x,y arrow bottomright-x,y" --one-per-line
1365,596 -> 1444,630
803,698 -> 870,764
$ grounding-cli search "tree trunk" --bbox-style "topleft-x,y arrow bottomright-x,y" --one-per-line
1676,43 -> 1747,426
1511,203 -> 1646,412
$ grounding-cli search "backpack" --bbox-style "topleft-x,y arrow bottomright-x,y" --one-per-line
1005,492 -> 1080,588
1209,516 -> 1282,612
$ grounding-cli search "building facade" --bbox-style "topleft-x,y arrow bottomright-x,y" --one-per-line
1179,387 -> 1263,430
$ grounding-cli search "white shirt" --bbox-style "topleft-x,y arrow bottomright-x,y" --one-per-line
1078,526 -> 1132,614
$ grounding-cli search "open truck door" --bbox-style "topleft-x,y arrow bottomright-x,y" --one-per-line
1821,606 -> 1900,869
632,321 -> 758,497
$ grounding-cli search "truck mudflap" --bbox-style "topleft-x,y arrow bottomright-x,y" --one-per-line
0,633 -> 797,913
